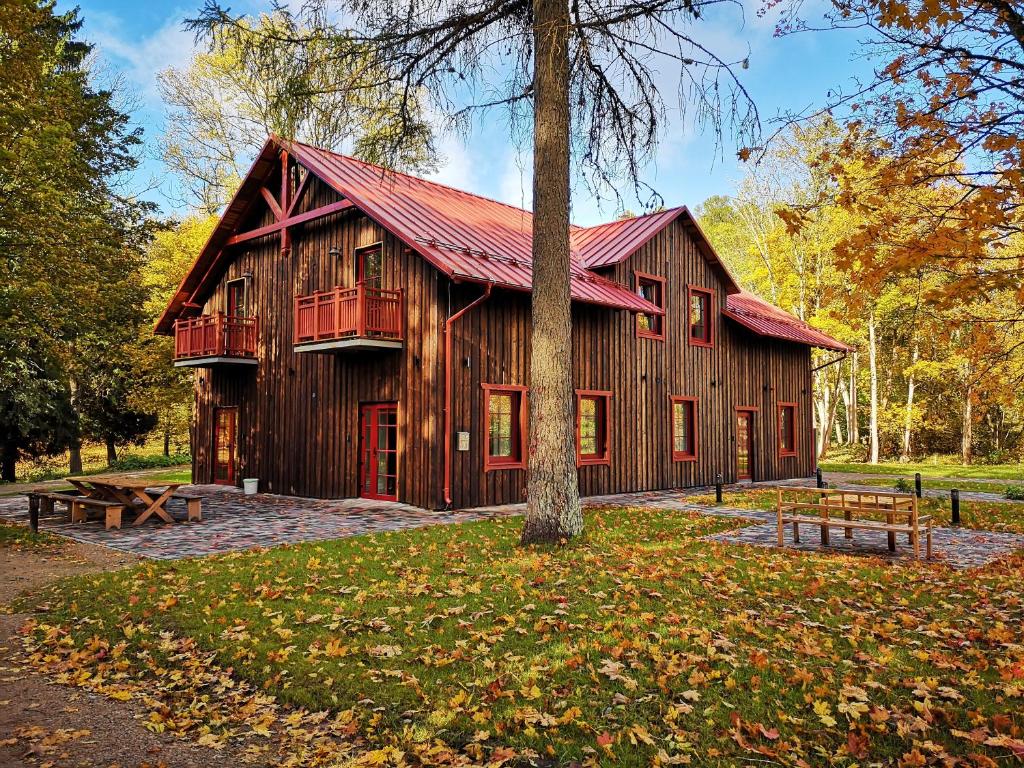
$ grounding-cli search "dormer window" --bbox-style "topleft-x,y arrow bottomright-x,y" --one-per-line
357,243 -> 383,288
635,272 -> 665,340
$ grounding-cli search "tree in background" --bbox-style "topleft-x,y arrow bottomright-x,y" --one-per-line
189,0 -> 759,543
160,10 -> 438,213
0,0 -> 154,480
779,0 -> 1024,314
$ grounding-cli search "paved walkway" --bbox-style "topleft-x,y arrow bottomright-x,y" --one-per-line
2,480 -> 1022,569
0,486 -> 517,560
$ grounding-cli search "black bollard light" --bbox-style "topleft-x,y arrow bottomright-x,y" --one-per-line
914,472 -> 922,499
816,468 -> 824,488
951,489 -> 960,526
715,473 -> 723,504
821,480 -> 829,489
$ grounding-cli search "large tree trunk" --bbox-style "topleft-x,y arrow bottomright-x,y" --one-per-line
961,385 -> 973,465
521,0 -> 581,545
68,373 -> 83,474
868,309 -> 880,464
1,440 -> 17,483
899,342 -> 918,462
105,435 -> 118,466
848,352 -> 859,445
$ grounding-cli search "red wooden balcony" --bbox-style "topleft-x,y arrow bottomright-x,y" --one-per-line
294,285 -> 403,352
173,314 -> 259,368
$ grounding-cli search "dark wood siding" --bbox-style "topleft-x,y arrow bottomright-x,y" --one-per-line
194,176 -> 444,508
446,218 -> 814,508
193,188 -> 813,510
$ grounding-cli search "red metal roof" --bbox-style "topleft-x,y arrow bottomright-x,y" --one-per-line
724,292 -> 852,352
286,140 -> 660,314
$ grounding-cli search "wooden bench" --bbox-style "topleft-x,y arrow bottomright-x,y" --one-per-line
775,487 -> 933,560
169,491 -> 202,522
27,489 -> 83,516
71,497 -> 126,530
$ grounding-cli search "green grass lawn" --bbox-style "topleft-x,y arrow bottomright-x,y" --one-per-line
7,436 -> 190,484
19,506 -> 1024,766
820,459 -> 1024,481
849,476 -> 1019,495
0,520 -> 60,550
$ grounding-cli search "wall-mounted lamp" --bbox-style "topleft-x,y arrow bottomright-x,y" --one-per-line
328,247 -> 341,258
243,270 -> 253,280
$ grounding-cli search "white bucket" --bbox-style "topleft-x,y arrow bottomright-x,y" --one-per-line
242,478 -> 259,495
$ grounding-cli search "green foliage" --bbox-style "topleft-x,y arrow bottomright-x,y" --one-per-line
109,452 -> 191,471
1005,486 -> 1024,501
893,477 -> 913,494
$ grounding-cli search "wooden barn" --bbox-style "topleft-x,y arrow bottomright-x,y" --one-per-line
156,136 -> 850,509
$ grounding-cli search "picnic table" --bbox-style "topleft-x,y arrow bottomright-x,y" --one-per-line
66,474 -> 188,526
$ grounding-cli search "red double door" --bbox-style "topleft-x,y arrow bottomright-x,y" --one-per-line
360,403 -> 398,501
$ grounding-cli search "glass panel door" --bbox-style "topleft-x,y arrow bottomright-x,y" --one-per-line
360,403 -> 398,500
213,407 -> 238,485
736,411 -> 753,481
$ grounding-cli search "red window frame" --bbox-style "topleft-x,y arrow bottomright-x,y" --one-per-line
356,242 -> 384,288
687,285 -> 714,348
777,402 -> 798,457
575,389 -> 612,466
482,384 -> 528,471
670,396 -> 698,462
634,271 -> 666,340
226,278 -> 247,318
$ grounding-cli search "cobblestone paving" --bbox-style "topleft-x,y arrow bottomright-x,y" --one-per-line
3,479 -> 1022,568
709,520 -> 1024,570
0,485 -> 518,560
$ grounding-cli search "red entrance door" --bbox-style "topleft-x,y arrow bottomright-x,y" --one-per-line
213,407 -> 238,485
360,403 -> 398,500
736,410 -> 754,481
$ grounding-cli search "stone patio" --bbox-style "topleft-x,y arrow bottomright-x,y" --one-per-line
0,485 -> 518,560
1,480 -> 1022,568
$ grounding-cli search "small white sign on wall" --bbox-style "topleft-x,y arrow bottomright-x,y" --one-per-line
456,431 -> 470,451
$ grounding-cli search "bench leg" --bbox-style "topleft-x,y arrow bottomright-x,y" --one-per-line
844,510 -> 852,539
792,521 -> 800,543
186,499 -> 201,522
71,501 -> 87,524
926,529 -> 932,559
912,528 -> 920,560
28,496 -> 40,533
105,506 -> 123,531
820,523 -> 829,545
40,497 -> 55,516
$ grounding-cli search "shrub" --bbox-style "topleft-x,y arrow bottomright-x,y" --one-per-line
110,453 -> 190,471
894,477 -> 914,494
1006,486 -> 1024,501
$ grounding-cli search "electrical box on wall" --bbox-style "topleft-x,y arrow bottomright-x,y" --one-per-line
456,431 -> 470,451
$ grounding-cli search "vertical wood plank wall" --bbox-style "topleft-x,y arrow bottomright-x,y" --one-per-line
193,187 -> 814,509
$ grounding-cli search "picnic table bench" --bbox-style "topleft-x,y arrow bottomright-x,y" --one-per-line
25,480 -> 202,532
776,486 -> 933,560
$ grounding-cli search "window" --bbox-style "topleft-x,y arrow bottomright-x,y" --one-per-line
671,397 -> 698,461
634,272 -> 665,340
688,286 -> 713,347
778,402 -> 798,457
226,279 -> 247,318
356,243 -> 383,288
483,385 -> 527,470
576,390 -> 611,466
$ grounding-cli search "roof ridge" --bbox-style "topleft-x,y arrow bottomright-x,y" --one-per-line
574,206 -> 688,231
287,138 -> 542,219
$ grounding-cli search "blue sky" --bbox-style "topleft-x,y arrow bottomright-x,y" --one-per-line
67,0 -> 874,225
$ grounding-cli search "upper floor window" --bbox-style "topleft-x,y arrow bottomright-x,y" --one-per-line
226,278 -> 248,318
778,402 -> 798,457
483,385 -> 527,471
576,390 -> 611,466
635,272 -> 665,340
357,243 -> 383,288
671,397 -> 697,461
688,286 -> 713,347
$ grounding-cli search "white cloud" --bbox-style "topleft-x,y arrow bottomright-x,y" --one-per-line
83,9 -> 198,108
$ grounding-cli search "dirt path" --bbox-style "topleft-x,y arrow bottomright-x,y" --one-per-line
0,538 -> 263,768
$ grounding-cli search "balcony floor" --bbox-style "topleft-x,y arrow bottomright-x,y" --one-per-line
173,356 -> 259,368
294,338 -> 403,353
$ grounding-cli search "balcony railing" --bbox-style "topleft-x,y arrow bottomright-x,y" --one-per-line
294,285 -> 403,348
174,314 -> 258,362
